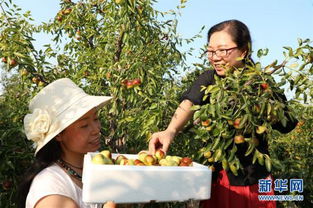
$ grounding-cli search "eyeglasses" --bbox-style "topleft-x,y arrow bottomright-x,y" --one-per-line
207,47 -> 238,58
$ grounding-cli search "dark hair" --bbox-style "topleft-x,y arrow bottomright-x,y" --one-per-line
17,139 -> 62,208
207,19 -> 253,61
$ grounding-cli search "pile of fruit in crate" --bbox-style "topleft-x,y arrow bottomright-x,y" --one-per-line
91,149 -> 193,167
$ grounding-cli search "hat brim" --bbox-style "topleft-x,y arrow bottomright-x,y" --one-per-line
35,95 -> 112,155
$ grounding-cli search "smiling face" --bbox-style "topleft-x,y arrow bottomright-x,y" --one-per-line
57,108 -> 101,156
208,30 -> 247,76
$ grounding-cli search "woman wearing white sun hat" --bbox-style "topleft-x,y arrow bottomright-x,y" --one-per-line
17,78 -> 115,208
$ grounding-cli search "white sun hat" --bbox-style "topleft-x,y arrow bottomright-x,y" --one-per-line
24,78 -> 112,155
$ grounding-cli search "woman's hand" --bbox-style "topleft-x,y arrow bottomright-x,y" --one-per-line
148,100 -> 194,154
103,201 -> 117,208
148,129 -> 176,154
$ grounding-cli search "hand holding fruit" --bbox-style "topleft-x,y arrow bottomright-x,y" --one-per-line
148,129 -> 176,154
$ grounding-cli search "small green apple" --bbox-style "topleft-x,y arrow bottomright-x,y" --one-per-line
103,157 -> 114,165
119,158 -> 128,165
172,156 -> 182,164
203,151 -> 212,158
92,154 -> 105,164
234,135 -> 245,144
134,159 -> 145,166
158,159 -> 168,166
127,159 -> 135,166
165,155 -> 173,161
155,149 -> 165,161
115,155 -> 127,164
100,150 -> 112,159
256,125 -> 267,134
138,151 -> 148,162
167,160 -> 178,166
143,154 -> 156,166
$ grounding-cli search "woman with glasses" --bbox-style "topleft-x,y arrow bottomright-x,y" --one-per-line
149,20 -> 297,208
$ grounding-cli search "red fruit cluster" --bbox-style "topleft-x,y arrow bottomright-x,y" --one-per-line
62,8 -> 72,15
260,83 -> 269,90
233,118 -> 242,129
10,59 -> 17,67
2,57 -> 18,68
75,30 -> 81,40
234,135 -> 245,144
121,78 -> 141,89
56,7 -> 72,22
179,157 -> 193,166
2,180 -> 12,191
2,57 -> 7,63
201,120 -> 211,127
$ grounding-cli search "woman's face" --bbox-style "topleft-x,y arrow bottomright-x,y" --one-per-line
208,30 -> 247,76
57,108 -> 101,155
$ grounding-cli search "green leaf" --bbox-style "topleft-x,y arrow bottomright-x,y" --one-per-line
228,145 -> 237,162
257,49 -> 263,58
238,114 -> 248,129
289,79 -> 295,91
193,110 -> 201,120
244,142 -> 255,156
257,152 -> 264,166
190,105 -> 201,111
208,105 -> 216,117
13,52 -> 26,58
224,137 -> 233,150
267,103 -> 272,116
281,117 -> 287,127
297,38 -> 302,46
149,103 -> 158,110
252,150 -> 258,164
125,116 -> 135,122
205,85 -> 218,94
222,159 -> 229,170
213,148 -> 222,162
212,137 -> 221,150
264,154 -> 272,172
230,163 -> 238,176
294,48 -> 303,57
283,46 -> 293,57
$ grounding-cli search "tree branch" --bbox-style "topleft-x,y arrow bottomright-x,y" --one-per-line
114,30 -> 125,63
268,60 -> 288,75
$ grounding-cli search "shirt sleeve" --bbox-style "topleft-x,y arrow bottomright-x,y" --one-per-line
26,165 -> 78,208
181,70 -> 216,105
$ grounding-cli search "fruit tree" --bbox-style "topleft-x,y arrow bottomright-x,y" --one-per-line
0,0 -> 312,207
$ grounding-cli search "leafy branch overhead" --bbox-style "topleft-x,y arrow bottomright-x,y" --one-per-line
0,0 -> 193,152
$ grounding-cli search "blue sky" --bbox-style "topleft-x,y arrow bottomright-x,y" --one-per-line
156,0 -> 313,66
0,0 -> 304,74
12,0 -> 313,69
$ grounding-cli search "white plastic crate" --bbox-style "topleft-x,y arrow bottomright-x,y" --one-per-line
82,152 -> 212,204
